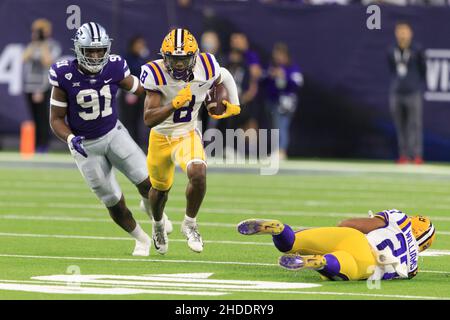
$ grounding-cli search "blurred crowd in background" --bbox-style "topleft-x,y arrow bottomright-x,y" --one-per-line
176,0 -> 450,6
18,0 -> 430,163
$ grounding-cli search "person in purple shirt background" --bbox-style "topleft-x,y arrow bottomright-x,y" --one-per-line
230,32 -> 262,108
264,42 -> 303,160
48,22 -> 172,257
229,32 -> 263,139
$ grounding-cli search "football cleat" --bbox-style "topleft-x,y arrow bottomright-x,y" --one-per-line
152,222 -> 169,255
132,236 -> 151,257
279,254 -> 326,271
237,219 -> 284,236
139,200 -> 173,234
181,222 -> 203,253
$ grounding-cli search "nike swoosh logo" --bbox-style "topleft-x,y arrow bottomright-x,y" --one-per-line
104,78 -> 112,83
153,238 -> 160,250
198,82 -> 207,87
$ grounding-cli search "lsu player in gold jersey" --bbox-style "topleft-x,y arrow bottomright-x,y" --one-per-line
238,209 -> 435,281
140,29 -> 240,254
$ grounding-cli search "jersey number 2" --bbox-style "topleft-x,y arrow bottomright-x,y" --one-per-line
376,233 -> 408,264
173,95 -> 195,123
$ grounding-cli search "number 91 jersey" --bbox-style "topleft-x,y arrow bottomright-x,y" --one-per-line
366,209 -> 419,280
140,53 -> 220,136
48,55 -> 130,139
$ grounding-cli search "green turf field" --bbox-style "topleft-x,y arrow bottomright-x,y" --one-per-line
0,153 -> 449,300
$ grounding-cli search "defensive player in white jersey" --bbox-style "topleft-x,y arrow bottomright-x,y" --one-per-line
49,22 -> 172,257
238,209 -> 435,280
140,28 -> 240,254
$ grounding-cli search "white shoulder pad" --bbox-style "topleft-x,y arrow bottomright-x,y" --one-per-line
140,62 -> 166,91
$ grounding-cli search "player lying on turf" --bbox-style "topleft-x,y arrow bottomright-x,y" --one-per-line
139,28 -> 240,254
238,209 -> 435,281
49,22 -> 172,257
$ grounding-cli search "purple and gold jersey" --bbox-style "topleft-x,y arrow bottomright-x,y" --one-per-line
366,209 -> 419,280
48,55 -> 130,139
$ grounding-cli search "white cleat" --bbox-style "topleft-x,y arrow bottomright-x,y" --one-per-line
181,222 -> 203,253
132,237 -> 151,257
139,200 -> 173,234
152,221 -> 169,255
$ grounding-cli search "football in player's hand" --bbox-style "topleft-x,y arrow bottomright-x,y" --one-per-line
205,83 -> 228,115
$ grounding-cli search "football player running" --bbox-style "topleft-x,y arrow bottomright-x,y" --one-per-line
49,22 -> 172,257
238,209 -> 435,281
140,28 -> 240,254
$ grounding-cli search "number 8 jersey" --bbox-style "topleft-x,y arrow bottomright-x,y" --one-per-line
366,209 -> 419,280
140,53 -> 221,136
48,55 -> 130,139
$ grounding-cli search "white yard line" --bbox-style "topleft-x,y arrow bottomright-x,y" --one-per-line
0,279 -> 446,300
0,253 -> 448,275
209,289 -> 450,300
1,231 -> 449,253
4,181 -> 450,197
3,153 -> 450,176
1,202 -> 450,222
0,215 -> 238,228
0,214 -> 449,236
0,253 -> 277,267
4,190 -> 450,209
0,232 -> 272,246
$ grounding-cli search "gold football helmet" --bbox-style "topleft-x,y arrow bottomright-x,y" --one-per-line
160,28 -> 198,81
411,215 -> 435,252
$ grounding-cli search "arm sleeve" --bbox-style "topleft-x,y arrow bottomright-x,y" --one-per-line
219,67 -> 240,105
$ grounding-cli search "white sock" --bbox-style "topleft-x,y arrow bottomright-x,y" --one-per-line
184,215 -> 196,225
129,223 -> 149,243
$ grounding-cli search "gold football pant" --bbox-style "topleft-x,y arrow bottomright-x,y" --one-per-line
274,226 -> 377,280
147,129 -> 206,191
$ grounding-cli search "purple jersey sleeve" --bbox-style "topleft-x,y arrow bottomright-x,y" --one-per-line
109,54 -> 130,83
49,59 -> 72,89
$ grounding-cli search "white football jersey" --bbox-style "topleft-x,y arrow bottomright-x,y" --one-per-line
366,209 -> 419,280
140,53 -> 220,136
